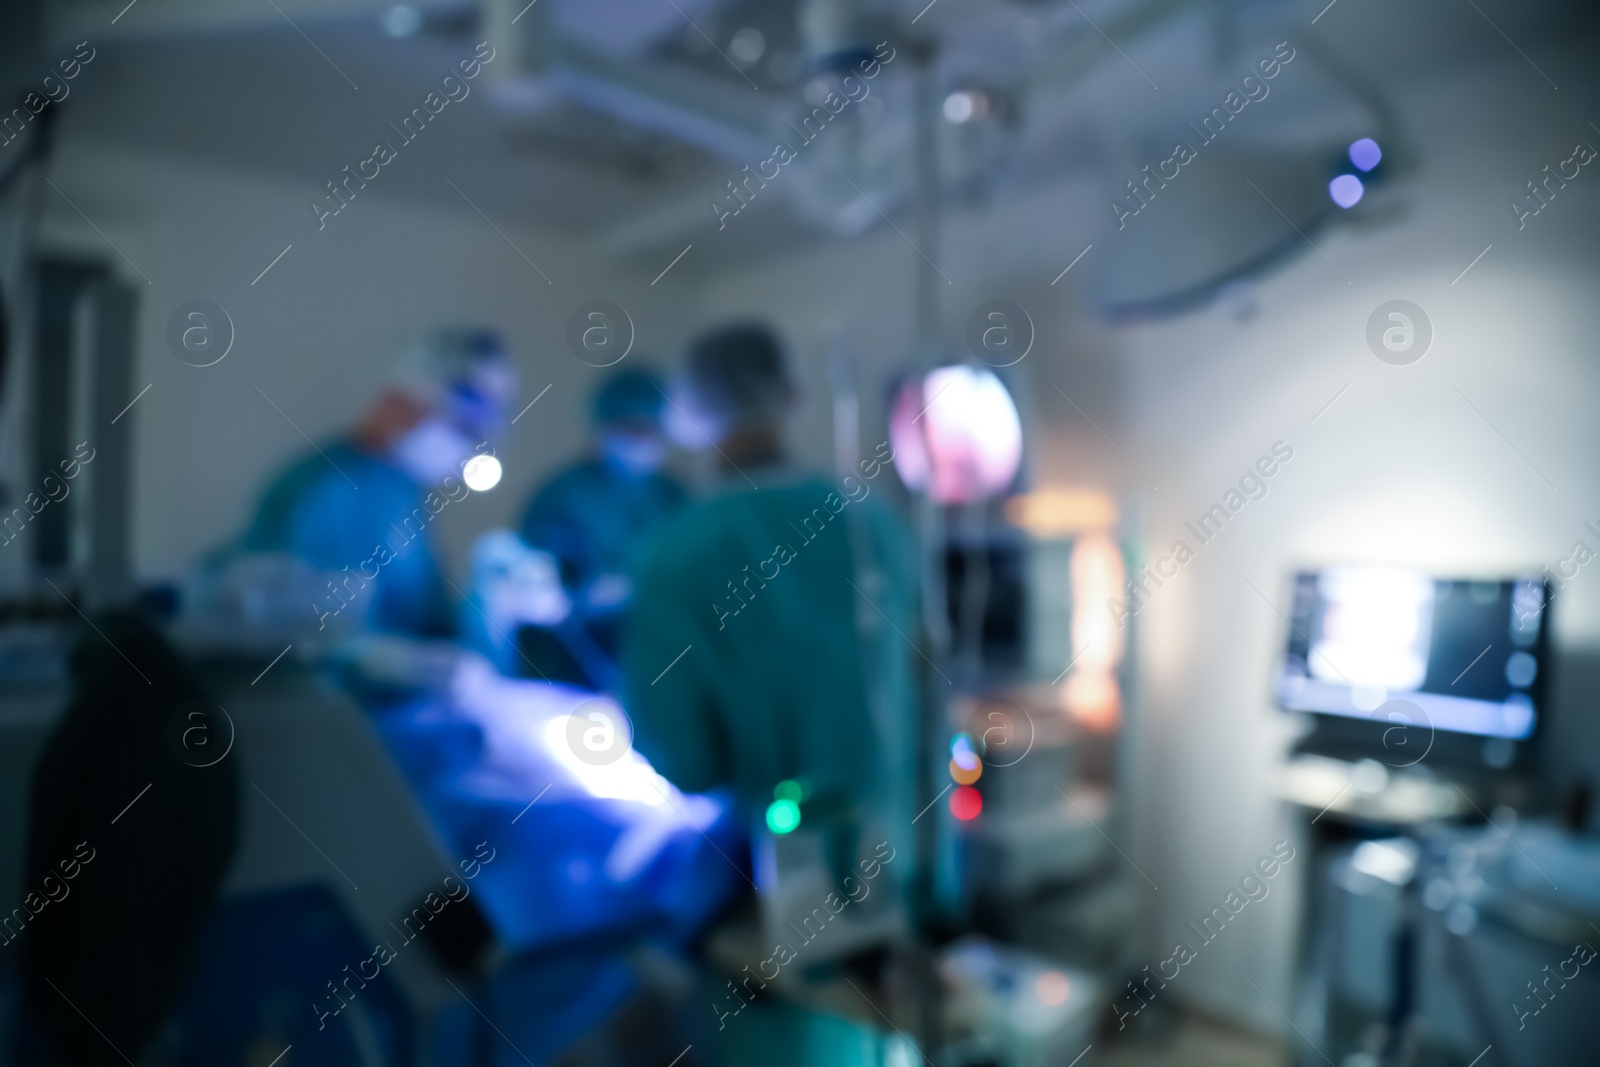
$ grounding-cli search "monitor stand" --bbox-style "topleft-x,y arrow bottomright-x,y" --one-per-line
1279,752 -> 1468,827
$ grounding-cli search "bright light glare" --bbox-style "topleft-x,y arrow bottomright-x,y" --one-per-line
896,365 -> 1023,504
463,454 -> 503,491
1312,568 -> 1434,690
1350,839 -> 1416,886
1329,174 -> 1365,208
539,714 -> 694,808
889,380 -> 933,492
1348,137 -> 1382,172
1065,533 -> 1124,729
1068,534 -> 1123,670
451,657 -> 721,825
944,91 -> 975,124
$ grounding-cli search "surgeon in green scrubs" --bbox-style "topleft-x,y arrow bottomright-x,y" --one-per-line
621,324 -> 917,825
241,327 -> 515,638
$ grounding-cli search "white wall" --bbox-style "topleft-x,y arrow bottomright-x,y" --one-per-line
687,41 -> 1600,1035
1117,49 -> 1600,1028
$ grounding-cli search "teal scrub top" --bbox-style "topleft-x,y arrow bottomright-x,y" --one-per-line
242,440 -> 455,638
622,471 -> 917,816
519,458 -> 686,595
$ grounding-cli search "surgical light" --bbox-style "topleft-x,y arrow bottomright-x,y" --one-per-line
766,797 -> 802,835
1329,174 -> 1364,209
950,786 -> 983,821
463,454 -> 503,492
1348,138 -> 1382,172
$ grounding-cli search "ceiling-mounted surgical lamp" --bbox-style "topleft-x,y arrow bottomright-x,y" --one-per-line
1327,136 -> 1385,208
482,0 -> 774,164
1093,38 -> 1408,321
779,0 -> 910,235
940,81 -> 1021,205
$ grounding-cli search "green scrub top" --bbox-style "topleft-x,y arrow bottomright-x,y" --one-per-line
622,469 -> 917,817
241,439 -> 455,638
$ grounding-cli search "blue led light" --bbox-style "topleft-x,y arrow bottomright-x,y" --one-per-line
1329,174 -> 1364,209
1348,138 -> 1382,173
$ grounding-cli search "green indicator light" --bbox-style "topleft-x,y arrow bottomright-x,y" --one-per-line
775,779 -> 802,803
765,798 -> 802,835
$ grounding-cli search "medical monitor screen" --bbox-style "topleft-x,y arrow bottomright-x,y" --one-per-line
1275,569 -> 1547,741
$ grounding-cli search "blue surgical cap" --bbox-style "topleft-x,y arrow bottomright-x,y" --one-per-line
592,367 -> 667,428
415,326 -> 515,438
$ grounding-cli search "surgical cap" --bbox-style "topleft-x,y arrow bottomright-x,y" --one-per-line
682,323 -> 791,430
592,367 -> 666,428
401,326 -> 516,438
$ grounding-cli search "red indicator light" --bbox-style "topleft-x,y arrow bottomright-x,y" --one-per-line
950,786 -> 983,821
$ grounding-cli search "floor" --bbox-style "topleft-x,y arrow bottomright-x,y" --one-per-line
1100,1010 -> 1287,1067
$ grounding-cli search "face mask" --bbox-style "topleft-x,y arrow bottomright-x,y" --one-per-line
392,418 -> 473,486
602,432 -> 666,477
662,389 -> 728,451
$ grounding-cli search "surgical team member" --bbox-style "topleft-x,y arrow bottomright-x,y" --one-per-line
519,367 -> 686,655
622,324 -> 917,825
242,327 -> 516,638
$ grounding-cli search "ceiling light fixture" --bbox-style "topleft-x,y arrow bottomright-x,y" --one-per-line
1348,137 -> 1382,172
1329,173 -> 1364,208
943,91 -> 976,124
